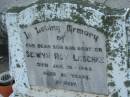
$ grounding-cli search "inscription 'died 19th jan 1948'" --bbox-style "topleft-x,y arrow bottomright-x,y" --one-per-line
22,21 -> 108,95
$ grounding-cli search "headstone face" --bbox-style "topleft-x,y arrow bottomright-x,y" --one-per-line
22,21 -> 108,95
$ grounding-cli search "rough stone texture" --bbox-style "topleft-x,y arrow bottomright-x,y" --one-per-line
5,1 -> 129,97
126,10 -> 130,97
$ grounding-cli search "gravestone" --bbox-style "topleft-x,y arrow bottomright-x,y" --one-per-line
22,21 -> 108,95
5,1 -> 129,97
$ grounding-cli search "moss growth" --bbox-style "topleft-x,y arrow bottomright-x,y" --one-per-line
36,0 -> 90,5
112,92 -> 118,97
36,0 -> 125,15
76,5 -> 84,13
32,20 -> 41,25
35,0 -> 120,14
108,82 -> 115,86
36,4 -> 44,11
105,39 -> 111,55
16,64 -> 21,68
71,14 -> 86,25
102,16 -> 116,26
24,83 -> 28,88
86,11 -> 93,19
124,80 -> 130,87
97,27 -> 115,38
47,4 -> 51,9
127,59 -> 130,68
128,90 -> 130,95
107,73 -> 113,78
120,68 -> 124,71
97,15 -> 119,40
36,3 -> 48,11
107,63 -> 113,70
128,52 -> 130,56
19,24 -> 28,28
108,49 -> 118,57
7,0 -> 125,15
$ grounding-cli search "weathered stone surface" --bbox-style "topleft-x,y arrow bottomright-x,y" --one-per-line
105,0 -> 130,9
5,1 -> 128,97
22,21 -> 108,95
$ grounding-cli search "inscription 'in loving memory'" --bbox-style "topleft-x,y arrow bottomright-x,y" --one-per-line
34,24 -> 99,42
23,21 -> 108,95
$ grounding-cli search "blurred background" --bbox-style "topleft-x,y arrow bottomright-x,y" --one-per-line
0,14 -> 8,73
